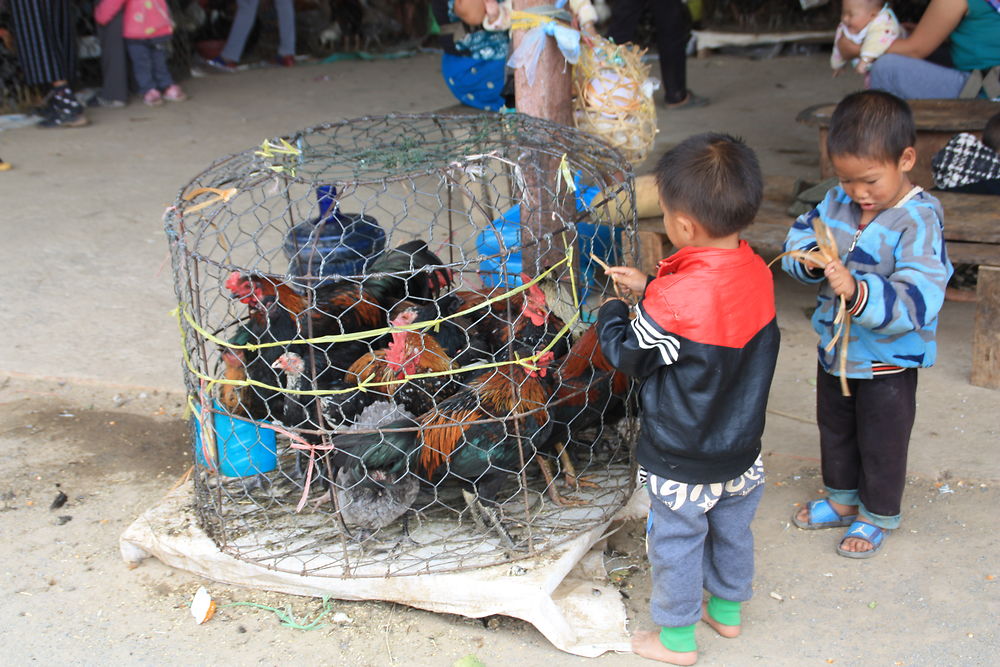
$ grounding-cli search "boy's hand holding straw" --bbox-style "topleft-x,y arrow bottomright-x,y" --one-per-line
770,218 -> 853,397
591,253 -> 642,305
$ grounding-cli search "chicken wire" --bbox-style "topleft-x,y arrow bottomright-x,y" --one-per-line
164,112 -> 640,578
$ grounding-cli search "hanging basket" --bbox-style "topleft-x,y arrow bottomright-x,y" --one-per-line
573,36 -> 658,165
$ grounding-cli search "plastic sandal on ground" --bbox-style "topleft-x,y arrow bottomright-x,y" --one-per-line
791,498 -> 857,529
837,520 -> 889,559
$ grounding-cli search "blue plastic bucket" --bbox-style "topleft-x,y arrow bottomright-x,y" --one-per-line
193,402 -> 278,477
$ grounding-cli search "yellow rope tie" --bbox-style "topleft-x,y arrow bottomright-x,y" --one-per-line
509,8 -> 568,32
171,239 -> 583,397
254,137 -> 302,177
184,254 -> 572,352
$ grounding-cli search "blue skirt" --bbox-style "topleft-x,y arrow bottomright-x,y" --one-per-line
441,53 -> 507,112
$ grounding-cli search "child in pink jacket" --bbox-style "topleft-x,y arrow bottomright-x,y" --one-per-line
95,0 -> 187,106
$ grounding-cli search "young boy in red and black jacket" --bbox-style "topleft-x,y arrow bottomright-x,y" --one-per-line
598,133 -> 780,665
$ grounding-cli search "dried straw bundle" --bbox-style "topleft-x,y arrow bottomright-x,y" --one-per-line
770,217 -> 852,397
572,36 -> 657,164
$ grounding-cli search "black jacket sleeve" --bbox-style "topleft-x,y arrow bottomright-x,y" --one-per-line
597,299 -> 674,379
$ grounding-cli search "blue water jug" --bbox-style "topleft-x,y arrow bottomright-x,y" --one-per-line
284,185 -> 386,282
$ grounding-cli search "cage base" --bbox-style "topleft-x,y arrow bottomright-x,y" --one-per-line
121,480 -> 649,657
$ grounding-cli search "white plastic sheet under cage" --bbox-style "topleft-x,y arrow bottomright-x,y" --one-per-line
121,482 -> 650,657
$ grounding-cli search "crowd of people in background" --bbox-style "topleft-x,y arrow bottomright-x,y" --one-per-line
3,0 -> 997,132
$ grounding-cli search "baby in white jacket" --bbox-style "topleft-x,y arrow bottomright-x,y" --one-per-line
831,0 -> 903,75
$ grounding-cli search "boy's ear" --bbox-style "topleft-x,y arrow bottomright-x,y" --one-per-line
675,212 -> 697,242
899,146 -> 917,172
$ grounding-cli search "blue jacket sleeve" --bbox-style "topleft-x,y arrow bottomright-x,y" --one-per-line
849,205 -> 951,335
782,204 -> 826,285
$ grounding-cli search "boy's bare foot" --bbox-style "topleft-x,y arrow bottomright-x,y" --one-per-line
838,520 -> 881,554
631,630 -> 697,665
793,499 -> 857,526
701,602 -> 740,638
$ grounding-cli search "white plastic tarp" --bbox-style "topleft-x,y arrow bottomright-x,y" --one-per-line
120,482 -> 650,657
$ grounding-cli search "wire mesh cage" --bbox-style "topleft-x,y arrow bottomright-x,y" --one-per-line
165,112 -> 640,578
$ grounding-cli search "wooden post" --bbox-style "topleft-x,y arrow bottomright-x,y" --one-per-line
971,265 -> 1000,389
512,0 -> 574,276
511,0 -> 573,125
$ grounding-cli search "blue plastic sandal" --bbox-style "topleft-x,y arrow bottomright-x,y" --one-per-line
791,498 -> 857,530
837,520 -> 888,559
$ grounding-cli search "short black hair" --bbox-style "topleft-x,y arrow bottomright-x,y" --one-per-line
984,111 -> 1000,153
653,132 -> 763,237
827,90 -> 916,163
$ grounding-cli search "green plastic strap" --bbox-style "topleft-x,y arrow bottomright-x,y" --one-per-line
659,624 -> 697,652
707,595 -> 741,626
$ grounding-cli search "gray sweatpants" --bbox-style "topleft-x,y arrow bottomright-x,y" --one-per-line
646,478 -> 764,628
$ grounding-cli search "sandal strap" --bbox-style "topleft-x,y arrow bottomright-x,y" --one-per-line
807,498 -> 844,524
843,520 -> 885,547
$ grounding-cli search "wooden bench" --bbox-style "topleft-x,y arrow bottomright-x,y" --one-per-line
796,99 -> 1000,190
637,189 -> 1000,388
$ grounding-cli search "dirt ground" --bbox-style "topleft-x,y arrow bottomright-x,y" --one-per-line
1,51 -> 998,665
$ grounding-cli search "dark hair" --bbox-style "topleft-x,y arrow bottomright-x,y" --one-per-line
827,90 -> 916,163
984,111 -> 1000,153
653,132 -> 763,237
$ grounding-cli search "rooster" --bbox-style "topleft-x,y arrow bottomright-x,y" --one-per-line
328,402 -> 421,541
223,239 -> 450,413
322,349 -> 554,548
218,348 -> 260,418
417,349 -> 555,546
222,272 -> 307,422
271,350 -> 339,486
459,275 -> 572,362
303,238 -> 453,339
343,309 -> 459,416
535,322 -> 630,504
225,238 -> 450,338
389,294 -> 493,367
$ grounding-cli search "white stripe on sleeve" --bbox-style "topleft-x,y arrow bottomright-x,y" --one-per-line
631,308 -> 680,365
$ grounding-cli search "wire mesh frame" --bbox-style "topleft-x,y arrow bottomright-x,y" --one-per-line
165,112 -> 641,578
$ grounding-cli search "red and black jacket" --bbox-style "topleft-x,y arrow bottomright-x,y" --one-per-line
597,241 -> 780,484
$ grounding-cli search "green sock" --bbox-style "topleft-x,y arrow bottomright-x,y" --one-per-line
659,624 -> 697,653
707,596 -> 741,626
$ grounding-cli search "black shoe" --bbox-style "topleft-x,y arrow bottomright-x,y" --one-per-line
38,109 -> 89,128
51,86 -> 84,115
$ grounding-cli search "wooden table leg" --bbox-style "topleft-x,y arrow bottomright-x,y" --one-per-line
971,265 -> 1000,389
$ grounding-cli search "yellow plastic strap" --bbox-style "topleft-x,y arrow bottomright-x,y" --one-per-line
183,255 -> 571,352
171,237 -> 582,396
510,8 -> 566,31
254,137 -> 301,158
557,153 -> 576,194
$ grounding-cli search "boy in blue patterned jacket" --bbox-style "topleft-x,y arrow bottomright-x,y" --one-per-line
782,90 -> 952,559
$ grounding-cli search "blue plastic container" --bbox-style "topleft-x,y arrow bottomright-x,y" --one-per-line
284,185 -> 386,281
477,176 -> 621,296
193,402 -> 278,477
